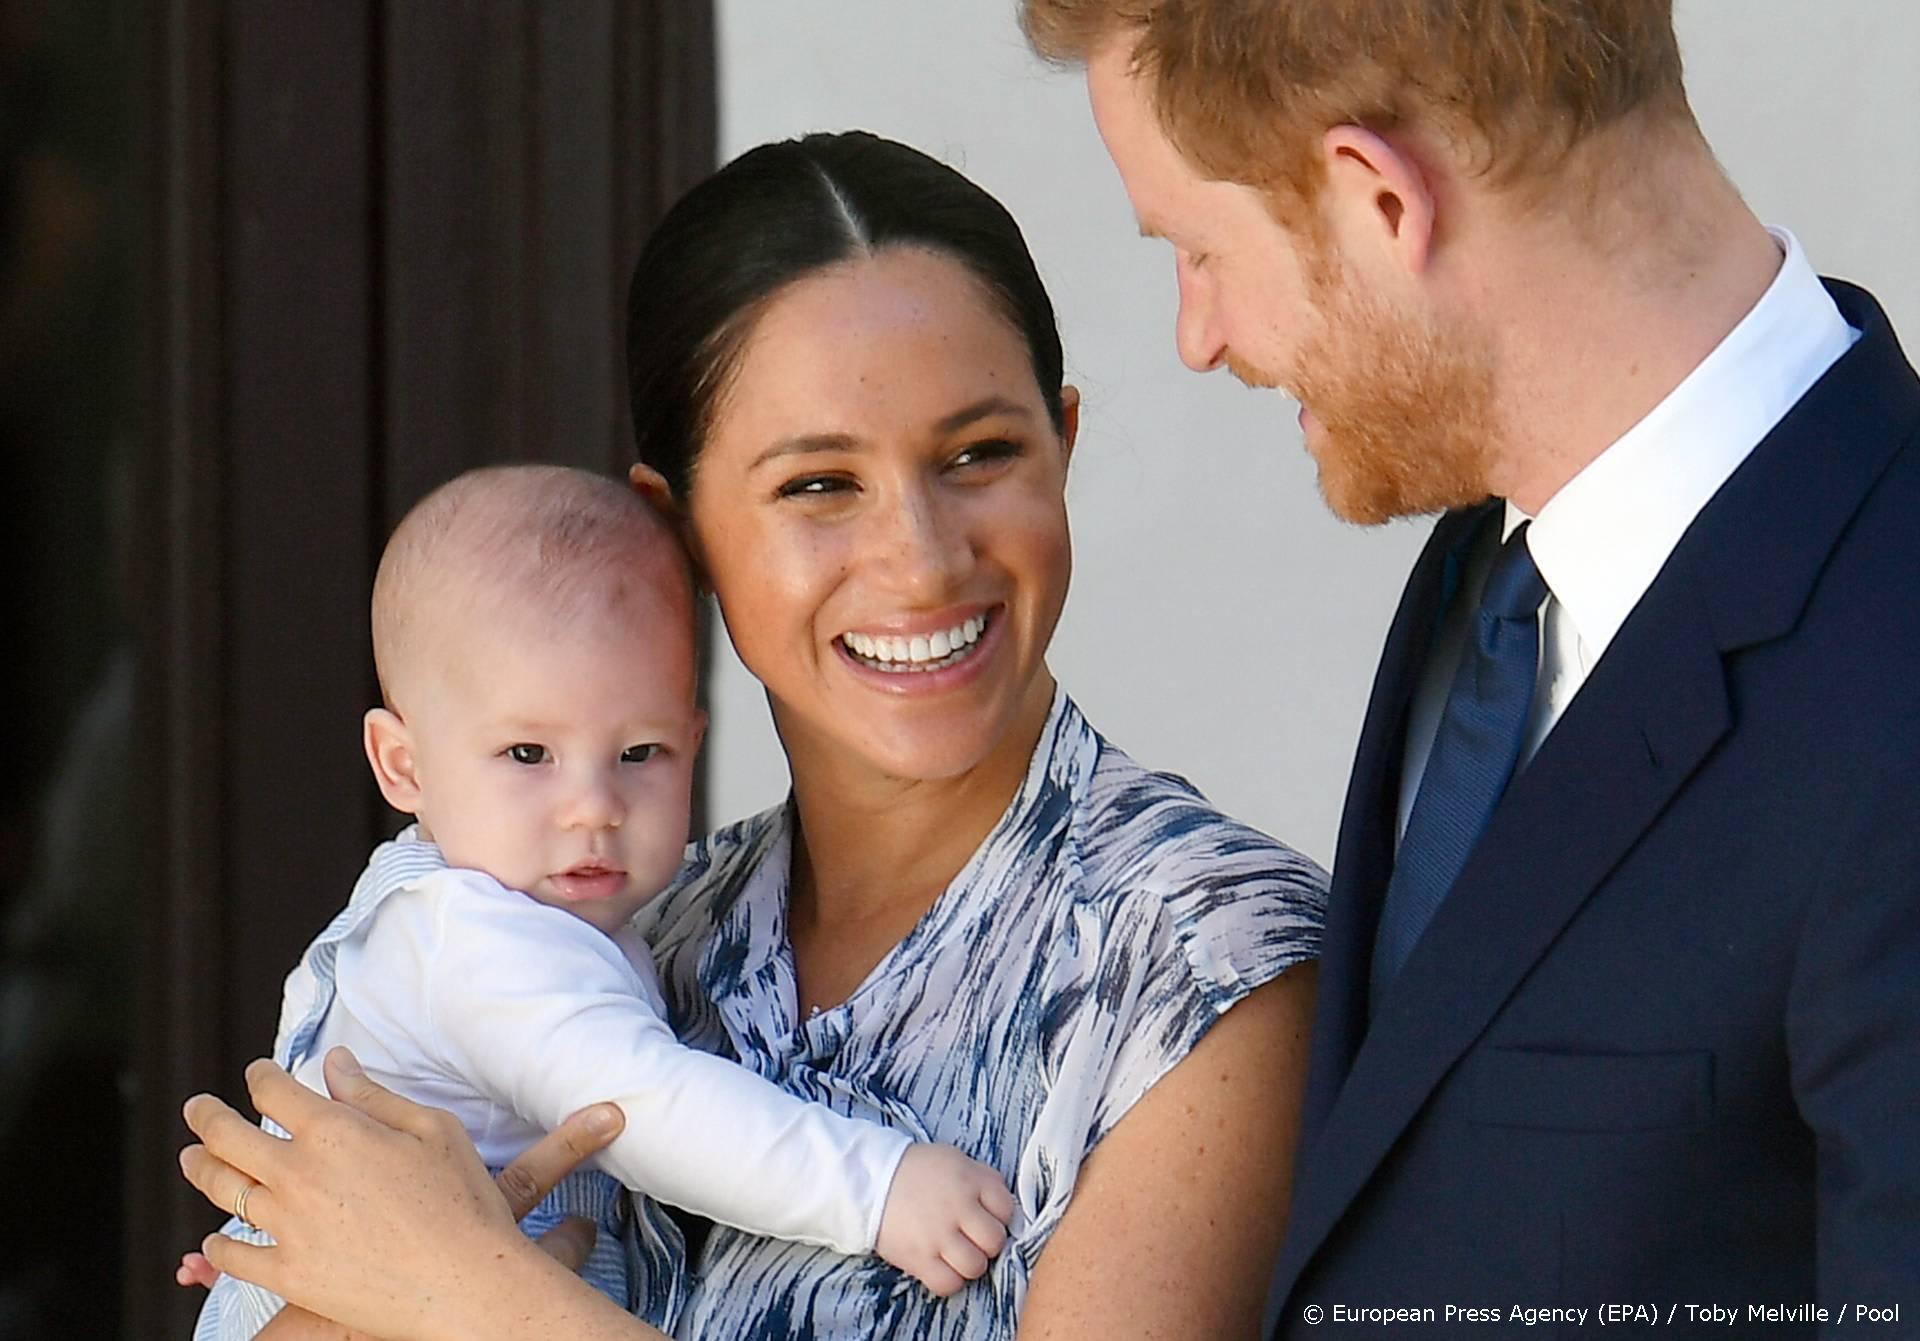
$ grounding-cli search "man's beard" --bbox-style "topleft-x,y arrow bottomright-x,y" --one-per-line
1235,249 -> 1501,526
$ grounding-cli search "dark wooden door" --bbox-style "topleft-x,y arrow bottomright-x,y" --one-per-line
123,5 -> 715,1334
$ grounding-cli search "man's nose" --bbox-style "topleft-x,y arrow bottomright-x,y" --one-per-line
1173,257 -> 1227,373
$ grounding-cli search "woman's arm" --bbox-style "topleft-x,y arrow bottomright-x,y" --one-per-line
1015,965 -> 1316,1341
254,1307 -> 376,1340
180,1050 -> 669,1341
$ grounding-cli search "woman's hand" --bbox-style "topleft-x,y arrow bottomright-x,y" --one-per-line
179,1048 -> 626,1341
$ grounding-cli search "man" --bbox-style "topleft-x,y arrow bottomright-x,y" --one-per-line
1024,1 -> 1918,1335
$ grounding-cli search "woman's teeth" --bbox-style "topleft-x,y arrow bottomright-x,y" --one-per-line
841,614 -> 987,673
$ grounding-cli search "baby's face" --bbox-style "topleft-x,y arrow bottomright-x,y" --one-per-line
404,609 -> 702,934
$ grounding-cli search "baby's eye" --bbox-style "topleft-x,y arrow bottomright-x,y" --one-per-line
621,744 -> 659,764
505,743 -> 549,765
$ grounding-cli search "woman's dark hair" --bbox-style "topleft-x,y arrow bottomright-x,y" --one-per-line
626,131 -> 1066,499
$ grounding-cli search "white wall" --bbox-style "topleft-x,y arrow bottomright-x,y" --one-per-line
1679,0 -> 1920,343
707,0 -> 1920,866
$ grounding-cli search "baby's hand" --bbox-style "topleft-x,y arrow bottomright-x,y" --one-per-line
874,1143 -> 1015,1297
175,1250 -> 220,1289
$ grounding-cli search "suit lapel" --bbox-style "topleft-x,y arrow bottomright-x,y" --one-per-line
1275,280 -> 1920,1305
1300,503 -> 1495,1138
1278,566 -> 1731,1289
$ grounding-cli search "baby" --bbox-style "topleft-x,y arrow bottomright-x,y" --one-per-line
190,465 -> 1012,1337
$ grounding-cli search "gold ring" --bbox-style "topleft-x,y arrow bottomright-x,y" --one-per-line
233,1180 -> 255,1228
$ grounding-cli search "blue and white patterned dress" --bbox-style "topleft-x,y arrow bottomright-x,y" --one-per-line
631,691 -> 1326,1338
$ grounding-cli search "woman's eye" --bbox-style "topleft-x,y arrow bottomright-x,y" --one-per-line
505,743 -> 549,765
775,474 -> 854,500
951,438 -> 1022,470
621,744 -> 659,765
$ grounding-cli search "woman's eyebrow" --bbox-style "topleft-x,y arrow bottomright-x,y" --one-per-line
748,398 -> 1034,470
750,432 -> 861,470
933,396 -> 1034,435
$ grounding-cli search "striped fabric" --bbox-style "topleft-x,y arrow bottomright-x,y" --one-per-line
630,691 -> 1327,1338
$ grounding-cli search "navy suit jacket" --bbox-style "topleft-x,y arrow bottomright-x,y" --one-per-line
1271,282 -> 1920,1338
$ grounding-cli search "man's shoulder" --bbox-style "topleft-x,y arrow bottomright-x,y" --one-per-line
1732,335 -> 1920,639
1668,286 -> 1920,662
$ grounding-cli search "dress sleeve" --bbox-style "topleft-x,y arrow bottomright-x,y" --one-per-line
361,874 -> 910,1256
1085,848 -> 1325,1149
1012,821 -> 1325,1248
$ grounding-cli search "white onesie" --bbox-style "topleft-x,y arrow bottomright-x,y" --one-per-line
194,829 -> 908,1341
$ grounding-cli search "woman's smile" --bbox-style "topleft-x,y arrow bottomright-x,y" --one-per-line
835,604 -> 1002,688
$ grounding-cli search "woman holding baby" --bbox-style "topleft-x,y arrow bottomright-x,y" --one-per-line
180,131 -> 1325,1340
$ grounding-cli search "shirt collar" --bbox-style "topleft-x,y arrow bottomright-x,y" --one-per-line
1506,227 -> 1856,659
350,822 -> 447,912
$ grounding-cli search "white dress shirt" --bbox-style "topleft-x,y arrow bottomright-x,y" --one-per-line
1399,228 -> 1858,840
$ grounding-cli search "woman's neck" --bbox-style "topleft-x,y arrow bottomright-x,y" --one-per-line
777,675 -> 1056,1008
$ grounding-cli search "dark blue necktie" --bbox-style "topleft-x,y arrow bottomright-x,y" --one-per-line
1371,522 -> 1547,1004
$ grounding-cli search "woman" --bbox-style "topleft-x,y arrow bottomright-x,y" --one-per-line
181,132 -> 1325,1340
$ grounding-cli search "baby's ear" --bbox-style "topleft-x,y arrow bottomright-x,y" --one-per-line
363,708 -> 423,814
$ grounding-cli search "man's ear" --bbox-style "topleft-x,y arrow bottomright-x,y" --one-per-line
629,462 -> 711,592
1319,124 -> 1438,277
1057,385 -> 1082,468
363,707 -> 424,815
